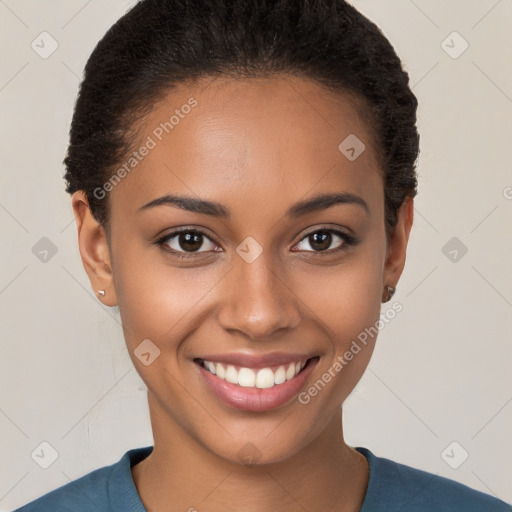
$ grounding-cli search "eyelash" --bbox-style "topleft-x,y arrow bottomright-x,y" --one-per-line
155,227 -> 360,260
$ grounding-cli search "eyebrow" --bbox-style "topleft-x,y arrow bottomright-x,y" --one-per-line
138,191 -> 369,218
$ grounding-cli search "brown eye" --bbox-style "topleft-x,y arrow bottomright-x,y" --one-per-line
158,229 -> 218,255
294,228 -> 357,253
307,231 -> 333,251
176,232 -> 203,252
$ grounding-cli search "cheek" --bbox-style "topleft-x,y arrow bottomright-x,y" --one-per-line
112,258 -> 220,401
294,251 -> 384,388
297,255 -> 384,342
114,258 -> 216,349
293,269 -> 383,411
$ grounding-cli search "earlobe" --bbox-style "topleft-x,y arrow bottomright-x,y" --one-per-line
71,191 -> 118,306
382,196 -> 414,296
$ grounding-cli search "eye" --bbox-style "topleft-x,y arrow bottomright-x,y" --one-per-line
293,228 -> 358,254
155,226 -> 359,260
156,229 -> 219,257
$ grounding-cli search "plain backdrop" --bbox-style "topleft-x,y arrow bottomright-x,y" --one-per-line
0,0 -> 511,509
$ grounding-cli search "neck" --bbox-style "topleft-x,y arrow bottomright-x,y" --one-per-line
132,394 -> 369,512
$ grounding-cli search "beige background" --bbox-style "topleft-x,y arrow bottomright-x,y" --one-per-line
1,0 -> 511,509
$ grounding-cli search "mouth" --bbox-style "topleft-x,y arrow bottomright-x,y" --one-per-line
193,355 -> 320,412
195,356 -> 317,389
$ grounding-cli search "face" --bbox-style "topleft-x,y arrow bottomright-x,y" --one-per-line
74,74 -> 413,464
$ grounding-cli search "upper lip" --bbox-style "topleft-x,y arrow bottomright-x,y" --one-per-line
195,351 -> 316,369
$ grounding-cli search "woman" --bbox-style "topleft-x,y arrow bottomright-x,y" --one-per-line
15,0 -> 511,510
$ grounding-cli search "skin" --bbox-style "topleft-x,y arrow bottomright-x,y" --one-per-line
72,74 -> 413,512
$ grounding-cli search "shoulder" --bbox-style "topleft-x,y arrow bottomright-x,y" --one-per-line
356,447 -> 511,512
12,464 -> 114,512
12,446 -> 153,512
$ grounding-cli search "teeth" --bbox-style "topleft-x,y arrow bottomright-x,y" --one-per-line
285,363 -> 296,381
202,359 -> 308,389
225,365 -> 238,384
238,367 -> 256,387
274,366 -> 286,385
255,368 -> 274,389
215,362 -> 226,379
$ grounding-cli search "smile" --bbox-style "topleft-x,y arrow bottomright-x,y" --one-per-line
194,356 -> 320,412
198,358 -> 309,389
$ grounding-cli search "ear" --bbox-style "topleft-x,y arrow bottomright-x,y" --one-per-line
71,191 -> 118,306
382,195 -> 414,294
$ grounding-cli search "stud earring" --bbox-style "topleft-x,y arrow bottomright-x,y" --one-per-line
382,285 -> 396,303
97,290 -> 106,296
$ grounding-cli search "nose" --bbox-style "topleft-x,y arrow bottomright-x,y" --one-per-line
216,252 -> 301,341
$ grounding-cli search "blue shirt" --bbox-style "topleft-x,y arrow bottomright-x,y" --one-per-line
13,445 -> 511,511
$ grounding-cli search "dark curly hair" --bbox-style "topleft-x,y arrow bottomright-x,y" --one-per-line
64,0 -> 419,243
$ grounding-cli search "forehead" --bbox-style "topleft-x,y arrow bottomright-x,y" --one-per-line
109,74 -> 383,221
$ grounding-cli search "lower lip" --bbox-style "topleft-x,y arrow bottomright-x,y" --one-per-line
196,358 -> 319,412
